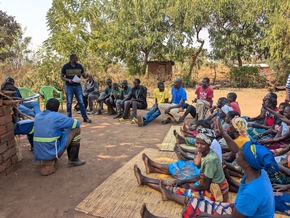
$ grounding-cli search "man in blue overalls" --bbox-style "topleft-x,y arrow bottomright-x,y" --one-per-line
33,98 -> 85,176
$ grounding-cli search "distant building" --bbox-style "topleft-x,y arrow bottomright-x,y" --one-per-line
233,63 -> 271,77
147,61 -> 174,81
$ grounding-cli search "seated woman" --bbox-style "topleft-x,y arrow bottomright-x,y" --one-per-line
247,97 -> 278,141
258,104 -> 290,150
140,119 -> 278,218
222,115 -> 250,178
134,128 -> 229,203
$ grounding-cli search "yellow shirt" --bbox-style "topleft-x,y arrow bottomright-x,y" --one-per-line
234,135 -> 250,148
154,88 -> 170,104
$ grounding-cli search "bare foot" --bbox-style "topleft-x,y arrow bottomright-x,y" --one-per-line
140,203 -> 161,218
159,180 -> 170,201
134,164 -> 144,185
183,122 -> 189,132
142,153 -> 154,174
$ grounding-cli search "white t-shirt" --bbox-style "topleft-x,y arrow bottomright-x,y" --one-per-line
210,139 -> 222,166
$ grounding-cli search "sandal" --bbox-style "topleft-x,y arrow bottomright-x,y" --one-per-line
162,118 -> 172,125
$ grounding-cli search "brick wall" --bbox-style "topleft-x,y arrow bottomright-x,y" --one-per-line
0,106 -> 18,176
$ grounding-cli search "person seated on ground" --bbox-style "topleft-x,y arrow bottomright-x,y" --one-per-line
119,78 -> 147,123
95,78 -> 112,115
221,116 -> 250,178
140,136 -> 277,218
134,127 -> 229,203
257,101 -> 288,140
205,97 -> 229,123
245,92 -> 277,126
174,128 -> 223,166
2,81 -> 35,151
105,82 -> 122,115
247,97 -> 278,141
114,80 -> 132,119
33,98 -> 85,176
227,92 -> 241,115
212,105 -> 233,130
158,78 -> 187,125
178,104 -> 197,124
1,76 -> 41,117
80,75 -> 100,115
192,77 -> 214,122
134,81 -> 170,127
175,120 -> 212,147
258,103 -> 290,150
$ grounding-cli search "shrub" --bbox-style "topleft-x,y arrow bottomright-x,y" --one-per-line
230,66 -> 267,88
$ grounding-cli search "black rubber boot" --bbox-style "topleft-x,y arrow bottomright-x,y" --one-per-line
68,144 -> 86,166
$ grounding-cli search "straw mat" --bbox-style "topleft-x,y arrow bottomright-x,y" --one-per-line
160,125 -> 189,151
76,148 -> 288,218
75,148 -> 183,218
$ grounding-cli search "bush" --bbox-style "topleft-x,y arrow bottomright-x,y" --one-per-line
230,66 -> 267,88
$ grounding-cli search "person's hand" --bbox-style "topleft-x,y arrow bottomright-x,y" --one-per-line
173,179 -> 183,187
215,116 -> 225,136
68,79 -> 73,84
192,98 -> 197,103
272,184 -> 289,192
165,108 -> 170,114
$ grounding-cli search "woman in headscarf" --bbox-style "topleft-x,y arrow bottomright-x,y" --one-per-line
140,118 -> 277,218
134,128 -> 228,203
222,116 -> 251,178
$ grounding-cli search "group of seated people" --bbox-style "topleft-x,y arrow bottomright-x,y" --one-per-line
131,82 -> 290,217
75,77 -> 149,124
85,76 -> 216,128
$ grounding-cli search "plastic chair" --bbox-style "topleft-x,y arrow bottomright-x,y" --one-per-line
40,86 -> 63,111
18,87 -> 40,105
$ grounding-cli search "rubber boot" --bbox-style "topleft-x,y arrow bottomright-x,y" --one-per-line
40,160 -> 56,176
68,144 -> 86,166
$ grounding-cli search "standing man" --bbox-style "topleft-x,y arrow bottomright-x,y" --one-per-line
193,77 -> 213,121
61,54 -> 91,123
158,78 -> 187,124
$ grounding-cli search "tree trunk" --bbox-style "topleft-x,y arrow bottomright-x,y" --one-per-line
187,27 -> 205,79
213,66 -> 217,85
237,53 -> 242,68
143,51 -> 149,77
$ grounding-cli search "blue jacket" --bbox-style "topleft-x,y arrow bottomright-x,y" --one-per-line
33,110 -> 80,161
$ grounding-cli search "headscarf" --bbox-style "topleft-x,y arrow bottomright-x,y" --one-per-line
221,105 -> 233,115
196,128 -> 216,145
231,116 -> 248,137
243,141 -> 279,173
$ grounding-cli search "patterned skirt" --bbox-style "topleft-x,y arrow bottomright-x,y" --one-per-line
182,198 -> 234,218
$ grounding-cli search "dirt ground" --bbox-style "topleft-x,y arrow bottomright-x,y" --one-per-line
0,88 -> 286,218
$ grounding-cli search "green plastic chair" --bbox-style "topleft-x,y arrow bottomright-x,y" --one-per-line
40,86 -> 64,111
18,87 -> 40,104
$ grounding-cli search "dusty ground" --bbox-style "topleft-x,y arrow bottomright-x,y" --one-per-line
0,88 -> 286,218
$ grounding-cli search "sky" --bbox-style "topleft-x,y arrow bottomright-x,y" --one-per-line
0,0 -> 211,51
0,0 -> 53,49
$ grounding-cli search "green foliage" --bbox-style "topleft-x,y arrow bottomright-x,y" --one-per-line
230,66 -> 267,88
208,0 -> 265,67
0,10 -> 21,62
